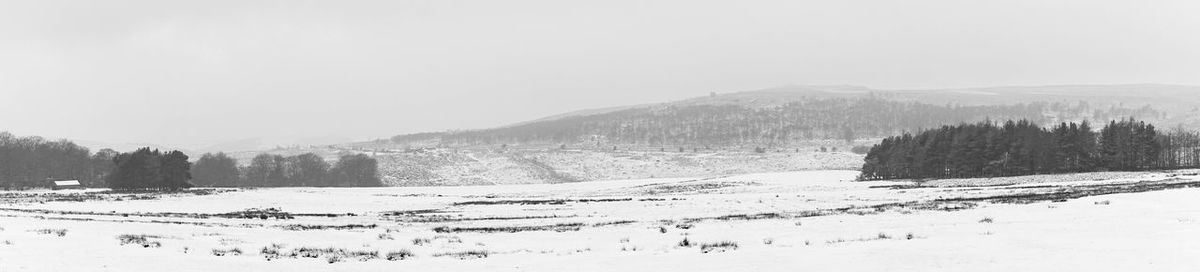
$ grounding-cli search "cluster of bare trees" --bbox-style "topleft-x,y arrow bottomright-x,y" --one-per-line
0,132 -> 117,189
0,131 -> 383,189
1157,127 -> 1200,168
192,152 -> 382,187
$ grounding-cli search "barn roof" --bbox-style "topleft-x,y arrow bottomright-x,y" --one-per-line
54,180 -> 81,186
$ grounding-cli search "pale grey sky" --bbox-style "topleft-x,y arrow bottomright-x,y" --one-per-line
1,0 -> 1198,149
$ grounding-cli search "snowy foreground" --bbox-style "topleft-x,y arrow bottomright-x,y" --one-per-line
3,170 -> 1200,271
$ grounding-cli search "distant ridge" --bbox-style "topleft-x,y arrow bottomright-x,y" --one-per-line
386,84 -> 1198,147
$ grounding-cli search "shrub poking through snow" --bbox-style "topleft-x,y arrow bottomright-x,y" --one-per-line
344,249 -> 380,261
827,232 -> 924,245
377,233 -> 394,240
412,237 -> 432,246
699,241 -> 739,253
386,249 -> 415,261
677,237 -> 693,247
212,247 -> 243,256
433,250 -> 489,259
222,207 -> 294,220
433,235 -> 463,243
117,234 -> 162,248
259,245 -> 379,261
979,217 -> 994,223
31,228 -> 68,237
294,247 -> 379,261
1094,200 -> 1111,205
261,244 -> 286,260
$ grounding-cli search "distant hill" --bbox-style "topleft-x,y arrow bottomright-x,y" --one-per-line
390,84 -> 1197,148
71,139 -> 194,154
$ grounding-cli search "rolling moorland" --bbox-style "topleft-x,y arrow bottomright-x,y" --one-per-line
343,84 -> 1197,186
7,84 -> 1196,187
3,84 -> 1200,271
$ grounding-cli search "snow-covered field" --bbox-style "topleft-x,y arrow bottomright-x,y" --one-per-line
3,170 -> 1200,271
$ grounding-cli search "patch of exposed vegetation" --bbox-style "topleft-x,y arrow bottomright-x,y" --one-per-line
433,223 -> 585,233
30,228 -> 68,237
277,223 -> 378,231
699,241 -> 739,253
212,247 -> 243,256
261,246 -> 380,262
386,249 -> 416,261
434,235 -> 463,243
117,234 -> 163,248
261,244 -> 285,260
682,212 -> 787,223
388,214 -> 574,223
935,179 -> 1200,204
635,181 -> 758,194
219,208 -> 294,220
451,198 -> 636,206
826,232 -> 919,245
0,189 -> 237,204
592,220 -> 637,227
677,237 -> 693,247
433,250 -> 489,259
379,209 -> 446,216
0,207 -> 350,220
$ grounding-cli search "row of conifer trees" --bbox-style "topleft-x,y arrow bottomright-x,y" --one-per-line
859,119 -> 1200,180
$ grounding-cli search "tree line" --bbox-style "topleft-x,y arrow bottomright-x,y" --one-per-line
106,148 -> 193,190
191,153 -> 382,187
391,97 -> 1162,147
0,132 -> 118,189
0,131 -> 382,189
859,119 -> 1200,180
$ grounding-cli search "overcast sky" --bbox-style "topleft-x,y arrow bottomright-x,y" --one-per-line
1,0 -> 1198,149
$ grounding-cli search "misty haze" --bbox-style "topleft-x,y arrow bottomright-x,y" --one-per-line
2,1 -> 1200,271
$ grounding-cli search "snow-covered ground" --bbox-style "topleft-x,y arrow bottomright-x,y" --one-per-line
3,170 -> 1200,271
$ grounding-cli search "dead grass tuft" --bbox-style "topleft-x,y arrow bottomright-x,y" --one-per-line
433,250 -> 489,259
699,241 -> 739,253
